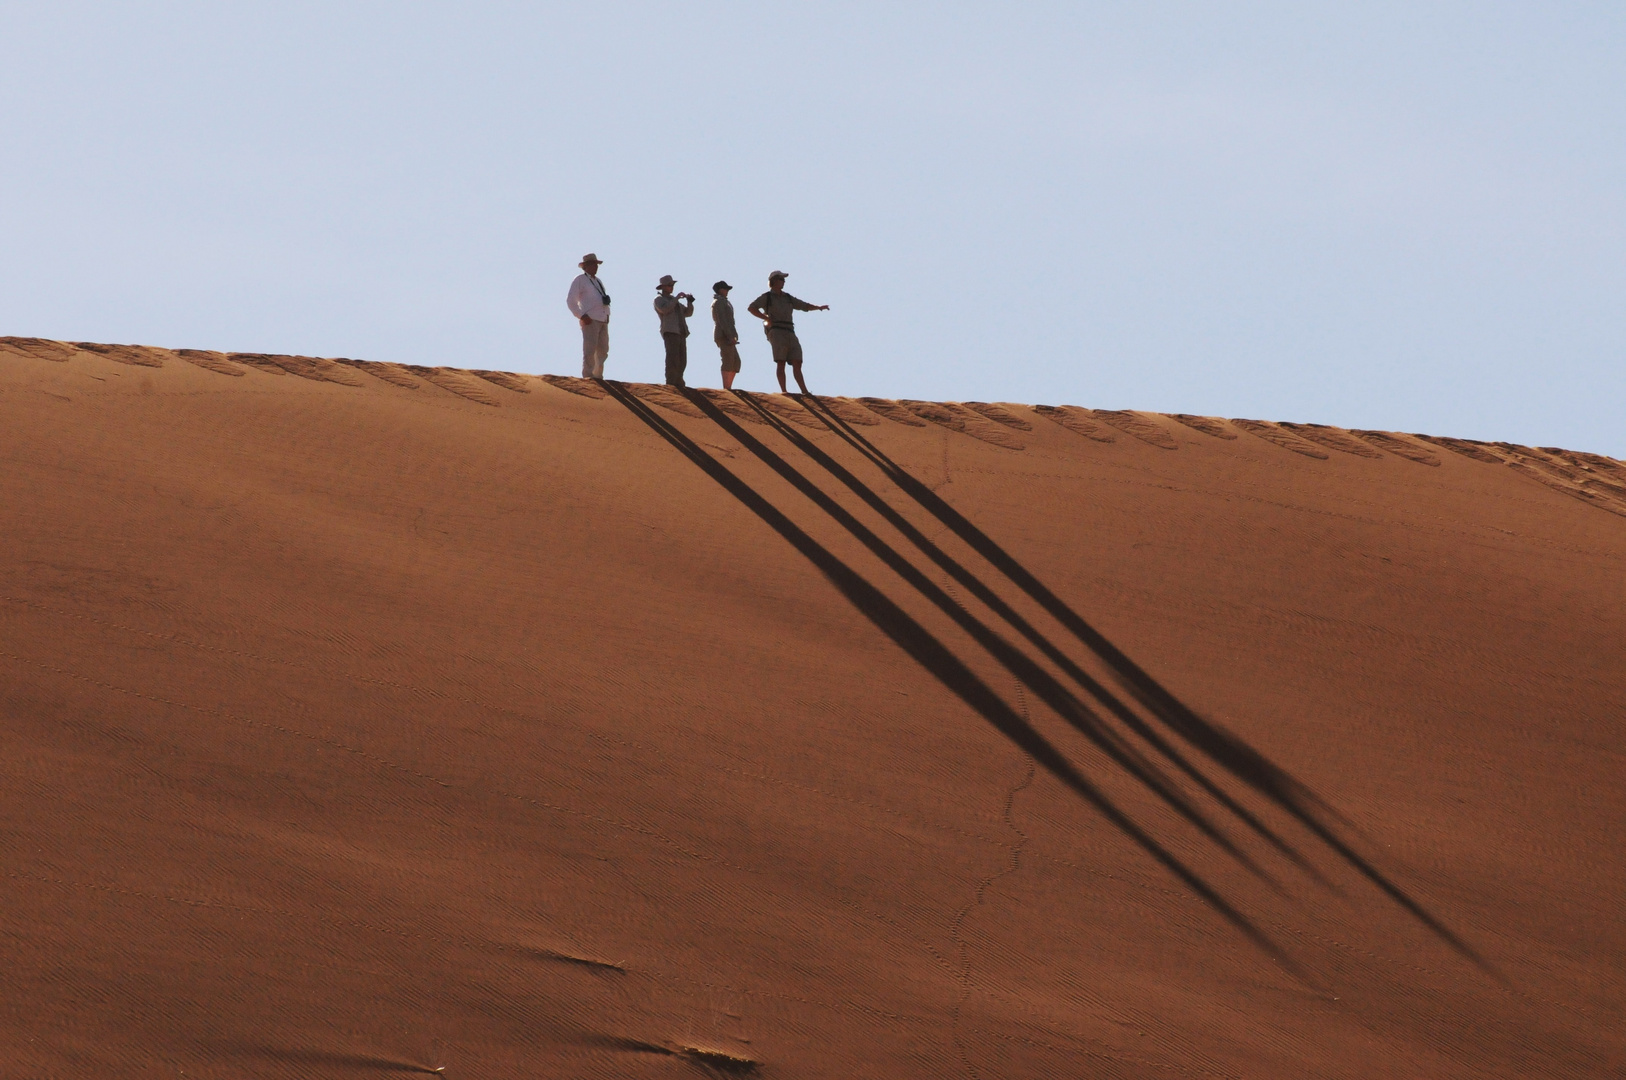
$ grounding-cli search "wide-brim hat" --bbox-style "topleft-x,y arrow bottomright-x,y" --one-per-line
768,270 -> 787,281
580,253 -> 602,266
713,280 -> 732,293
658,274 -> 676,287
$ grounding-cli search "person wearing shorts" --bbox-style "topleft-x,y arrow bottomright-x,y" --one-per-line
747,270 -> 828,395
712,281 -> 741,389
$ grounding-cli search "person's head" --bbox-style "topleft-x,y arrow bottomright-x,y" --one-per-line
713,280 -> 731,297
768,270 -> 787,292
658,274 -> 676,295
579,253 -> 602,274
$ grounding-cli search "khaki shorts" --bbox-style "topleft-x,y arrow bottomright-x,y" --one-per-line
767,328 -> 802,366
718,341 -> 741,373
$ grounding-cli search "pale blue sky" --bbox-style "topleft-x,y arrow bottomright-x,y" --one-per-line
2,2 -> 1621,453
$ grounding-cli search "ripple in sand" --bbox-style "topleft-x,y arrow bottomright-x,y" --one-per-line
1092,409 -> 1178,449
1279,422 -> 1384,459
810,395 -> 882,426
175,349 -> 248,377
857,397 -> 928,426
1169,414 -> 1238,440
626,381 -> 704,417
338,359 -> 421,389
1033,404 -> 1116,442
540,374 -> 607,399
1350,430 -> 1439,466
73,342 -> 167,368
899,400 -> 1024,450
1232,419 -> 1329,459
412,366 -> 499,404
472,370 -> 531,393
0,336 -> 77,363
960,401 -> 1033,431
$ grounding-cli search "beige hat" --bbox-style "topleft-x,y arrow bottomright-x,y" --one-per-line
658,274 -> 676,287
580,253 -> 602,266
768,270 -> 787,281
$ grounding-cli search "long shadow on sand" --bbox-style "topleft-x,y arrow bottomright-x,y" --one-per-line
603,379 -> 1485,978
784,393 -> 1488,972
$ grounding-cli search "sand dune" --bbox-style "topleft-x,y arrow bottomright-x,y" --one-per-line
3,337 -> 1623,1078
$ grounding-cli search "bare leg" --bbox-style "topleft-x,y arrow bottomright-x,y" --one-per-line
722,370 -> 736,390
775,360 -> 788,394
790,363 -> 809,395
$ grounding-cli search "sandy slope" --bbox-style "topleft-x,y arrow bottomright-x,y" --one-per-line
2,338 -> 1623,1079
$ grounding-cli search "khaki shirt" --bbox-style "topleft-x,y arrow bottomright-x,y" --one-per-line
749,290 -> 815,332
712,297 -> 738,345
653,293 -> 695,336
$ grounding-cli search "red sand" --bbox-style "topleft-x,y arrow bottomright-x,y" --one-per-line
3,339 -> 1623,1078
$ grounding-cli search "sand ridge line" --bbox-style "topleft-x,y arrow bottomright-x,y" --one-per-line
623,381 -> 704,417
738,390 -> 829,429
336,358 -> 422,389
539,374 -> 609,398
1350,430 -> 1440,466
810,395 -> 884,426
71,341 -> 168,368
1091,410 -> 1180,450
407,366 -> 501,405
0,336 -> 78,362
960,402 -> 1034,432
174,349 -> 249,376
471,369 -> 530,393
899,400 -> 1026,450
229,353 -> 368,386
857,396 -> 929,426
0,594 -> 1023,846
1033,404 -> 1117,442
1278,423 -> 1385,460
1169,414 -> 1239,440
1231,419 -> 1330,460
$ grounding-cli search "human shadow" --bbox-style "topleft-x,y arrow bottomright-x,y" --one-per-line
785,392 -> 1491,973
599,379 -> 1301,975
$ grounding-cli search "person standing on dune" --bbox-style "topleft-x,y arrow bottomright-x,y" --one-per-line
747,270 -> 828,395
653,275 -> 695,388
712,281 -> 741,390
566,253 -> 612,379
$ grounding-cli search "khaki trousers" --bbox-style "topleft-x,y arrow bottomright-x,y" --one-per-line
580,318 -> 609,379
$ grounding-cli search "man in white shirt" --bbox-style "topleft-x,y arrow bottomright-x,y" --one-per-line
566,253 -> 612,378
